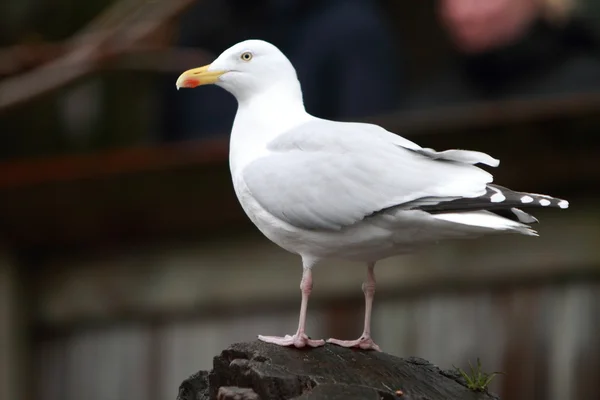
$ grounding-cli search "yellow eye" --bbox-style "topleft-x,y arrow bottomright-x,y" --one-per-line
240,52 -> 253,61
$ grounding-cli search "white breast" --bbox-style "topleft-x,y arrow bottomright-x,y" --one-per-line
225,98 -> 448,263
230,172 -> 305,255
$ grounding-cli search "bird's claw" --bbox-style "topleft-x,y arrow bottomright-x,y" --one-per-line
258,333 -> 325,348
326,336 -> 381,351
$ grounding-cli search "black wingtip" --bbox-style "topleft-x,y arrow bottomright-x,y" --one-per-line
489,184 -> 569,210
414,184 -> 569,215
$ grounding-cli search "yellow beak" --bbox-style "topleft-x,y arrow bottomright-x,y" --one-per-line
175,64 -> 226,89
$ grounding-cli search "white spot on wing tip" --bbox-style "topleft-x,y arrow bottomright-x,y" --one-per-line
490,193 -> 506,203
539,199 -> 551,206
558,200 -> 569,209
489,186 -> 505,203
521,195 -> 534,203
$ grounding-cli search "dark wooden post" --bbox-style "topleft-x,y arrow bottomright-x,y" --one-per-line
177,341 -> 500,400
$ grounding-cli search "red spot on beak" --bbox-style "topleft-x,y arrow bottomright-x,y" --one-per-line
182,78 -> 200,88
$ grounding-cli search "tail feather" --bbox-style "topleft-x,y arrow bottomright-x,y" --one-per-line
491,207 -> 539,224
431,210 -> 539,236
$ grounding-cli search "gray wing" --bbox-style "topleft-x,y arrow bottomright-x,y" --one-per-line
242,119 -> 498,231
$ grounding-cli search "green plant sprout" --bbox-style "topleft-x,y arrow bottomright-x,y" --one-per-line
453,358 -> 504,392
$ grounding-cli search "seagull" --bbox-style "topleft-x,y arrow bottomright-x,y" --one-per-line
176,39 -> 569,351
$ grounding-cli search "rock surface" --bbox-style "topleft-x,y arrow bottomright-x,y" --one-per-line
176,341 -> 500,400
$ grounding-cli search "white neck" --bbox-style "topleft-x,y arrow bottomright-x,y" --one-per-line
228,82 -> 312,174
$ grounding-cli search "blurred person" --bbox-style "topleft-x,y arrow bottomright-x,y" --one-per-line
406,0 -> 600,110
159,0 -> 406,142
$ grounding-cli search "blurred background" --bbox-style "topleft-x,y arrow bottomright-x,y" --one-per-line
1,0 -> 600,399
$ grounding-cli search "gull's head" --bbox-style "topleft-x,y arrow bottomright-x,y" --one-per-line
176,39 -> 300,102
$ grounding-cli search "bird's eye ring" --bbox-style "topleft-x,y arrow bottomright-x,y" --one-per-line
240,52 -> 253,61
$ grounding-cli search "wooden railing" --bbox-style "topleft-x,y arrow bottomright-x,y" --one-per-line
1,92 -> 600,250
0,0 -> 202,113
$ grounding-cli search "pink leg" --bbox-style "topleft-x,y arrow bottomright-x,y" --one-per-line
258,267 -> 325,348
327,262 -> 381,351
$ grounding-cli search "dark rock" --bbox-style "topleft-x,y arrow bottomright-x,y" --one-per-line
178,370 -> 209,400
177,341 -> 500,400
216,386 -> 260,400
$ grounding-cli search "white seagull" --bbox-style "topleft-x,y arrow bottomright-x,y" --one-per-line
176,39 -> 569,351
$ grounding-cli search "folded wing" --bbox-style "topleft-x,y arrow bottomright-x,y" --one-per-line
242,120 -> 498,231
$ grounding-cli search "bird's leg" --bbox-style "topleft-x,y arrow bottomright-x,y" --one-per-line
327,262 -> 381,351
258,266 -> 325,348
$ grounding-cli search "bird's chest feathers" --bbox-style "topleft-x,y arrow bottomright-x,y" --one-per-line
231,173 -> 298,250
229,106 -> 309,173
